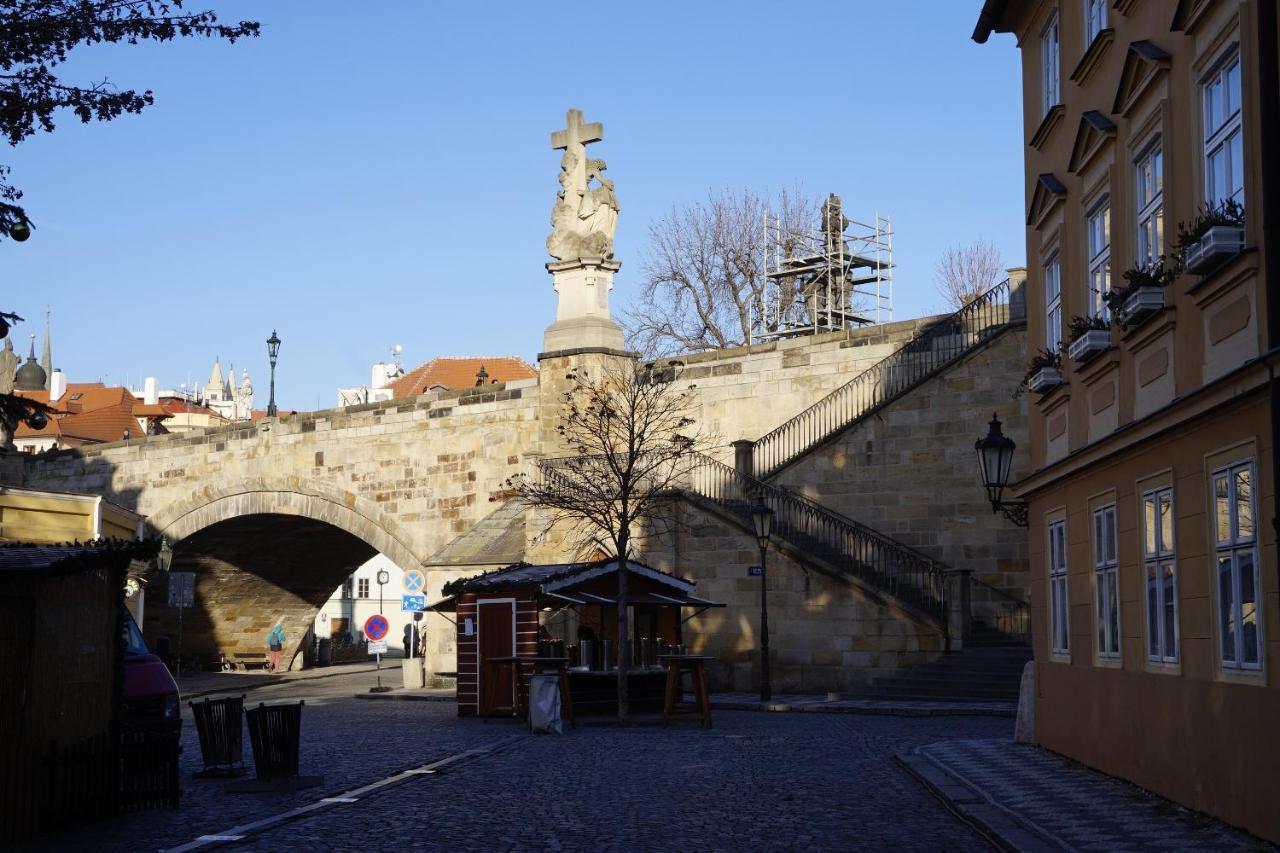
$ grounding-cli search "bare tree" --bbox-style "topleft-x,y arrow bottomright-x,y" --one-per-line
511,360 -> 713,718
934,239 -> 1004,309
625,187 -> 816,356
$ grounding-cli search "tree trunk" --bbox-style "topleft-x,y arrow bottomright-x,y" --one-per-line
616,548 -> 629,719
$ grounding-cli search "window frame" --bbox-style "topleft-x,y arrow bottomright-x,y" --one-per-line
357,577 -> 370,599
1049,519 -> 1070,656
1142,486 -> 1179,664
1213,460 -> 1262,671
1086,198 -> 1112,321
1085,0 -> 1107,44
1135,140 -> 1164,267
1093,504 -> 1120,661
1041,11 -> 1061,117
1201,48 -> 1244,208
1044,254 -> 1063,352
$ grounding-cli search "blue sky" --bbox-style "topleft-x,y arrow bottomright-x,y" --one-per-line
4,1 -> 1022,411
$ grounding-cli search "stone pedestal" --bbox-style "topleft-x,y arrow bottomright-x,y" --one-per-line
542,257 -> 624,353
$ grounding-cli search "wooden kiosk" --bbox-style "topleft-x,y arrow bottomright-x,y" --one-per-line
427,558 -> 722,717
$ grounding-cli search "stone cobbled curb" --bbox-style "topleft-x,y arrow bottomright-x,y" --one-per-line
712,692 -> 1018,717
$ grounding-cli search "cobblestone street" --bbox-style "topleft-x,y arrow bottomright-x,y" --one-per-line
21,668 -> 1009,852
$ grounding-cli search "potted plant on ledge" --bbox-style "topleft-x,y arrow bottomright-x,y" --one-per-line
1066,314 -> 1111,362
1023,348 -> 1063,395
1104,254 -> 1181,328
1179,198 -> 1244,275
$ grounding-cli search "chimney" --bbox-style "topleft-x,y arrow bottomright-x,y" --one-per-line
49,368 -> 66,402
144,376 -> 158,405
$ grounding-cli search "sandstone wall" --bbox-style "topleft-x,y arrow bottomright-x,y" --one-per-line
772,327 -> 1031,604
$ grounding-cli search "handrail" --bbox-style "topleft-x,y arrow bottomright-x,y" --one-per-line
969,575 -> 1031,644
683,454 -> 947,622
754,278 -> 1017,478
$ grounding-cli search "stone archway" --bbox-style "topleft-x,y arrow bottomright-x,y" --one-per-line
143,480 -> 427,668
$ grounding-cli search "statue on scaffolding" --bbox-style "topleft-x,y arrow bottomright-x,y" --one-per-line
820,192 -> 849,258
548,109 -> 619,262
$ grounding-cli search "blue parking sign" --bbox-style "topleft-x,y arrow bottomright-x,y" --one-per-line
401,594 -> 426,612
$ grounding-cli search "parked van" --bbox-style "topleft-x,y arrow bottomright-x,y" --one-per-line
122,610 -> 181,734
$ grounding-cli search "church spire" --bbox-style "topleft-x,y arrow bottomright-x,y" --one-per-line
40,307 -> 51,390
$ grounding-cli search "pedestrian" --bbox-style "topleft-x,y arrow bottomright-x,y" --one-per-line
266,620 -> 286,673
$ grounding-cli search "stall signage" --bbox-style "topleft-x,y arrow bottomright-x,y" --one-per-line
402,569 -> 426,594
748,565 -> 763,577
363,614 -> 390,642
368,640 -> 388,655
401,594 -> 426,612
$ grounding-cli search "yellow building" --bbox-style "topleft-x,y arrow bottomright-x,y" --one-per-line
975,0 -> 1278,841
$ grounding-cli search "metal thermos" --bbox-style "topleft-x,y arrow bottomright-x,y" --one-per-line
601,639 -> 614,671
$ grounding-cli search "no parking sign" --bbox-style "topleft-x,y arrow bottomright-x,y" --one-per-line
363,614 -> 390,642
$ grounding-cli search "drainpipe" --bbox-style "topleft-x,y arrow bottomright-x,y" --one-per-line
1258,1 -> 1280,586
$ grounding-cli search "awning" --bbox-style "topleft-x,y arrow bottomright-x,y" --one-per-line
545,590 -> 723,608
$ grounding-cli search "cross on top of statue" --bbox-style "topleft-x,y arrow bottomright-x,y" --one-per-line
551,108 -> 603,151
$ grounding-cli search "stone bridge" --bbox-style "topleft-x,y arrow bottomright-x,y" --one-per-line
6,315 -> 1025,690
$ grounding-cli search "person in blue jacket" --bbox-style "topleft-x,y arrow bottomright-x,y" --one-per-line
266,621 -> 286,672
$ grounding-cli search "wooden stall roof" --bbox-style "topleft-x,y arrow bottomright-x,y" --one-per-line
427,557 -> 722,613
0,540 -> 157,576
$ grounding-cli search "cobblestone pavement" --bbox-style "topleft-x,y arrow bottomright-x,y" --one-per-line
899,739 -> 1273,852
712,692 -> 1017,717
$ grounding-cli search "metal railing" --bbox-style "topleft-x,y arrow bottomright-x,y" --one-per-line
969,575 -> 1031,645
754,278 -> 1017,478
685,454 -> 947,622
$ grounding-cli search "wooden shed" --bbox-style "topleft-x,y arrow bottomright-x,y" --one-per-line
428,558 -> 721,716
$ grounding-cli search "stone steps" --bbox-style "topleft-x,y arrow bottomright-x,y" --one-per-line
832,645 -> 1031,704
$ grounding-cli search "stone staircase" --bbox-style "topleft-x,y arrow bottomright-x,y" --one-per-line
830,640 -> 1031,704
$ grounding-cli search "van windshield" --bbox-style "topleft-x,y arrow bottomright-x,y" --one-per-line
123,611 -> 150,656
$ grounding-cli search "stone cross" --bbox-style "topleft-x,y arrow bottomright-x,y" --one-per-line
550,108 -> 603,153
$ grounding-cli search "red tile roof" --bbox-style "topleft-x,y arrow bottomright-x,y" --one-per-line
388,356 -> 537,400
14,383 -> 166,444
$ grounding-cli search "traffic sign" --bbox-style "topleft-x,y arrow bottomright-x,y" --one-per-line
363,614 -> 390,642
367,640 -> 388,655
401,594 -> 426,612
168,571 -> 195,608
402,569 -> 426,594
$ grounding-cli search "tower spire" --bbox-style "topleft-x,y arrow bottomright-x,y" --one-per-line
40,306 -> 51,390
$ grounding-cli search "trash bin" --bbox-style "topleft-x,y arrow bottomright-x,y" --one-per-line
528,674 -> 562,734
317,638 -> 332,667
245,700 -> 304,782
188,694 -> 246,777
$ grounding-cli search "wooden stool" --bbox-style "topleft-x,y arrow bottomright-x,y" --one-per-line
480,657 -> 523,720
661,655 -> 714,728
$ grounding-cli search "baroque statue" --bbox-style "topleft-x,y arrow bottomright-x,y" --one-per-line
0,336 -> 17,395
548,109 -> 619,262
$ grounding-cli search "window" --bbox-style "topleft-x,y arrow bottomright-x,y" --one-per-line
1135,142 -> 1164,266
1203,50 -> 1244,207
1041,12 -> 1060,116
342,578 -> 353,599
1142,487 -> 1178,663
357,578 -> 370,599
1045,255 -> 1063,351
1049,520 -> 1070,655
1093,505 -> 1120,659
1214,461 -> 1261,670
1085,0 -> 1107,43
1087,200 -> 1111,320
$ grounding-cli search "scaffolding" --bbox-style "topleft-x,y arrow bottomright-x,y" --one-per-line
755,193 -> 894,341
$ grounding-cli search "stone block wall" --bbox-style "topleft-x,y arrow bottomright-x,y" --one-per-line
772,327 -> 1031,603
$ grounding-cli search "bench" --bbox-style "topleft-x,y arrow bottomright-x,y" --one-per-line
225,653 -> 271,672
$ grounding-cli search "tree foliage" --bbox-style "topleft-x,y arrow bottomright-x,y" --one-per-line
625,187 -> 816,357
934,238 -> 1004,310
0,0 -> 259,239
511,359 -> 713,717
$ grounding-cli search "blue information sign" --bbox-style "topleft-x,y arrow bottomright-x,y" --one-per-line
402,594 -> 426,612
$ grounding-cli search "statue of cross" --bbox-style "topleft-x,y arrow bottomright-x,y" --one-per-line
551,108 -> 603,152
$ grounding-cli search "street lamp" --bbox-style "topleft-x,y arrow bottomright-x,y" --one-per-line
376,568 -> 389,615
156,537 -> 174,573
975,413 -> 1028,527
750,497 -> 774,703
266,330 -> 281,417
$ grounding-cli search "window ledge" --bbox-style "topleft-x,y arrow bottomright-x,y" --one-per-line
1077,346 -> 1121,386
1122,308 -> 1176,352
1217,667 -> 1267,686
1143,660 -> 1182,675
1034,380 -> 1070,410
1187,247 -> 1259,309
1119,301 -> 1174,340
1030,104 -> 1065,151
1094,656 -> 1122,668
1070,29 -> 1115,85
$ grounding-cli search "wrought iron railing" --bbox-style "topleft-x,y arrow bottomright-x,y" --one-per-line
754,278 -> 1018,478
685,454 -> 947,622
969,575 -> 1031,645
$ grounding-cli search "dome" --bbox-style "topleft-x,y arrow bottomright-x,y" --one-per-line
14,355 -> 46,391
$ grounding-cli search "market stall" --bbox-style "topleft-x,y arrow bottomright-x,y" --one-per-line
427,558 -> 722,717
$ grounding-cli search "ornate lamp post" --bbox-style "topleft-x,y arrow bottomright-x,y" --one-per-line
266,330 -> 281,417
750,497 -> 774,702
975,413 -> 1028,527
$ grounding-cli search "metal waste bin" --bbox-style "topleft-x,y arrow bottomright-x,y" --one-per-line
188,694 -> 246,777
245,701 -> 304,782
317,638 -> 332,667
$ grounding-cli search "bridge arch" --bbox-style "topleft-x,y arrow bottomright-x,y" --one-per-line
143,479 -> 428,667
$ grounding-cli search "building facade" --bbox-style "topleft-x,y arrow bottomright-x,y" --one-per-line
975,0 -> 1279,840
